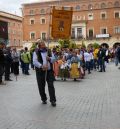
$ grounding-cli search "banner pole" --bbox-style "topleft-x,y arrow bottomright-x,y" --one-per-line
45,6 -> 52,85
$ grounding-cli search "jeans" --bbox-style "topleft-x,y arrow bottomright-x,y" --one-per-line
115,57 -> 119,66
94,59 -> 99,70
99,58 -> 105,72
24,63 -> 29,74
90,59 -> 94,70
85,61 -> 91,73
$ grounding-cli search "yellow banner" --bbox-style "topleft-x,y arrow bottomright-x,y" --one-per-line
51,7 -> 73,39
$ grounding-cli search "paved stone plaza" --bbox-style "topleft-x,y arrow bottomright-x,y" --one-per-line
0,63 -> 120,129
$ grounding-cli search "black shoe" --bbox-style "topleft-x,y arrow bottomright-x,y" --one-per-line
51,101 -> 56,107
74,78 -> 77,81
42,101 -> 47,104
88,72 -> 91,74
25,73 -> 30,75
0,82 -> 6,85
99,70 -> 102,72
5,79 -> 13,81
64,78 -> 66,81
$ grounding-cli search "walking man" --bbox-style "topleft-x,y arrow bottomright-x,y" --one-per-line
33,41 -> 56,107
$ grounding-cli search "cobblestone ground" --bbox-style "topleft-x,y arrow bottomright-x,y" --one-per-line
0,63 -> 120,129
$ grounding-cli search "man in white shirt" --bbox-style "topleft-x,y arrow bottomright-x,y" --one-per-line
84,50 -> 91,74
33,41 -> 56,107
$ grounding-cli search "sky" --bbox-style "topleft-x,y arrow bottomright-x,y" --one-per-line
0,0 -> 51,16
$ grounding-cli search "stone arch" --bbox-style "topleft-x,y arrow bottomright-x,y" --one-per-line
114,1 -> 120,7
94,3 -> 99,9
101,3 -> 107,9
88,4 -> 93,10
101,43 -> 109,48
108,2 -> 113,8
87,43 -> 93,49
40,9 -> 45,14
76,5 -> 80,11
113,42 -> 120,48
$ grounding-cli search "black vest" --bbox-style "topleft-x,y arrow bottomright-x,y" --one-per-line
36,50 -> 53,71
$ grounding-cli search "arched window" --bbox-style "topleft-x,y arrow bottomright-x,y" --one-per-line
29,10 -> 34,15
101,3 -> 106,9
108,2 -> 113,8
40,9 -> 45,14
94,4 -> 99,9
114,1 -> 120,7
76,5 -> 80,11
88,4 -> 93,10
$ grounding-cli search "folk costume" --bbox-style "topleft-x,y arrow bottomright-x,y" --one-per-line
70,56 -> 80,80
58,59 -> 69,81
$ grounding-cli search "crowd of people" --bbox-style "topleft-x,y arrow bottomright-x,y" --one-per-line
0,42 -> 120,85
0,41 -> 120,106
52,44 -> 120,81
0,43 -> 31,85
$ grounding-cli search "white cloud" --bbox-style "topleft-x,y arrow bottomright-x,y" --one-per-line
0,0 -> 50,16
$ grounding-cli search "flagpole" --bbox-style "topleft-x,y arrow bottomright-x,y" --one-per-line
45,6 -> 52,85
47,6 -> 52,52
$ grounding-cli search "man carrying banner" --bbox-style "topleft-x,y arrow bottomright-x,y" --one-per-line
33,41 -> 56,107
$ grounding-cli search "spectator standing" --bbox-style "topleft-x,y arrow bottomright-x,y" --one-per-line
21,47 -> 31,75
11,48 -> 19,76
0,43 -> 5,85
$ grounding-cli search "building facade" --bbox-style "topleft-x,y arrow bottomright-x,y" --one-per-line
0,11 -> 23,47
22,0 -> 120,47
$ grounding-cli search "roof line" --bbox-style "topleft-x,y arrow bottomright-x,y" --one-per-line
22,0 -> 60,6
0,10 -> 22,18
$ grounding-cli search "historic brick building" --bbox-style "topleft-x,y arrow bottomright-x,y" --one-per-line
0,11 -> 23,47
22,0 -> 120,47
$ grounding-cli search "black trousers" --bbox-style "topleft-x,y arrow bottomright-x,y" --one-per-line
11,62 -> 14,73
99,58 -> 105,72
5,64 -> 11,80
13,62 -> 19,75
36,69 -> 56,102
0,64 -> 4,82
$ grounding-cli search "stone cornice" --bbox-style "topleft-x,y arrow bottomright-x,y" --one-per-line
0,11 -> 22,22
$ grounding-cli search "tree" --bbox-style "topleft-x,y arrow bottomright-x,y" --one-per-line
92,42 -> 100,49
58,39 -> 76,49
30,43 -> 37,52
69,40 -> 77,49
58,39 -> 64,48
58,39 -> 70,48
64,39 -> 70,48
81,40 -> 86,49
